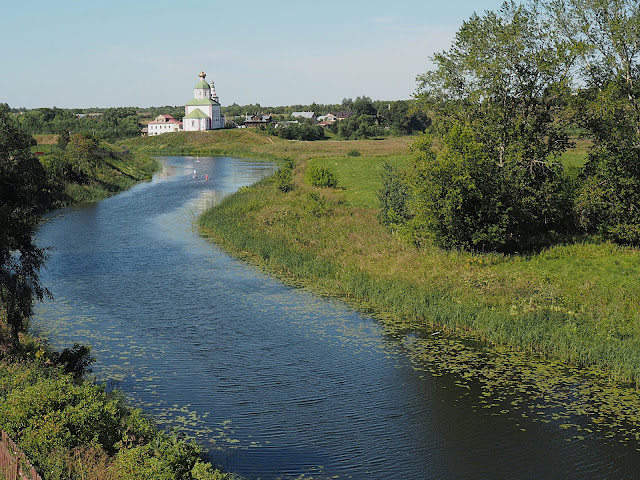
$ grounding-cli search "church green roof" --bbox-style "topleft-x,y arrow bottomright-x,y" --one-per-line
195,80 -> 210,90
186,97 -> 219,106
184,109 -> 210,119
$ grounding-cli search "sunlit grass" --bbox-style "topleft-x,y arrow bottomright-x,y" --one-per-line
557,138 -> 592,168
119,129 -> 413,164
307,154 -> 409,207
199,144 -> 640,385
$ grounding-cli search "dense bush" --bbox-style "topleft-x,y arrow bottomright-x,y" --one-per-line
575,147 -> 640,244
305,165 -> 338,188
271,158 -> 295,192
377,162 -> 412,231
0,354 -> 229,480
276,123 -> 325,141
337,115 -> 384,140
385,125 -> 573,252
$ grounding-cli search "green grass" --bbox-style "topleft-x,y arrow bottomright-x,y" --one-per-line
557,138 -> 592,168
199,145 -> 640,387
307,154 -> 409,207
119,129 -> 413,164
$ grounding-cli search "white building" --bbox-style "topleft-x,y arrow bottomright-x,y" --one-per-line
147,114 -> 181,136
291,111 -> 317,124
183,70 -> 225,131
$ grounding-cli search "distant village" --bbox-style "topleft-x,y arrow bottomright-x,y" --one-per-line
142,70 -> 354,137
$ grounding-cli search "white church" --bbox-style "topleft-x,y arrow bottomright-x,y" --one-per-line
183,69 -> 225,131
148,70 -> 225,135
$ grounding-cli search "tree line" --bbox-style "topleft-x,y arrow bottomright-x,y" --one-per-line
378,0 -> 640,252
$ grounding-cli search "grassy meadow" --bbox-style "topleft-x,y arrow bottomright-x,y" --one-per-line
119,129 -> 412,163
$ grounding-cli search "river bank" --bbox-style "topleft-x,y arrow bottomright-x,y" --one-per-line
120,130 -> 640,384
182,132 -> 640,444
1,144 -> 235,479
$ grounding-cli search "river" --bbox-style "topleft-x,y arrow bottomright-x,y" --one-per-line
33,156 -> 640,479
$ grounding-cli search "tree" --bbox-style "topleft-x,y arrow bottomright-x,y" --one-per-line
546,0 -> 640,243
352,96 -> 377,116
403,125 -> 515,250
65,133 -> 100,179
417,1 -> 574,167
0,104 -> 51,342
379,100 -> 431,134
377,162 -> 413,232
337,115 -> 383,140
398,1 -> 575,251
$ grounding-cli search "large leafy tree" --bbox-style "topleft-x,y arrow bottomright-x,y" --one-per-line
417,0 -> 574,166
403,1 -> 575,251
0,104 -> 51,342
546,0 -> 640,243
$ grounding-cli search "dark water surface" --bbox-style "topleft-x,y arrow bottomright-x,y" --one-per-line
33,156 -> 640,479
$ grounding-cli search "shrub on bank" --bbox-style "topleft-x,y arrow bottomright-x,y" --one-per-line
0,346 -> 231,480
305,165 -> 338,188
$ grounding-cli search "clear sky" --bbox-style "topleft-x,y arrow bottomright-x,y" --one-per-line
1,0 -> 507,109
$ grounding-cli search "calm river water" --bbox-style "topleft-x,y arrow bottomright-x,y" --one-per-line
33,156 -> 640,479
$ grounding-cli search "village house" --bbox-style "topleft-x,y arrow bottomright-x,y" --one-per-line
147,114 -> 181,136
244,114 -> 272,128
291,111 -> 317,124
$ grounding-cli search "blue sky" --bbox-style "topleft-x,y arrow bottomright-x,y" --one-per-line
1,0 -> 507,109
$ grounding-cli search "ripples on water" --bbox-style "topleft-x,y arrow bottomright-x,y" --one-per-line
33,157 -> 640,479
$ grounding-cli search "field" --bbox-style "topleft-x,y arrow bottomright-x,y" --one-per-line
119,129 -> 413,162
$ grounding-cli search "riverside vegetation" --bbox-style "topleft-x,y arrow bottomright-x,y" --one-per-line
0,105 -> 233,479
193,137 -> 640,444
117,124 -> 640,389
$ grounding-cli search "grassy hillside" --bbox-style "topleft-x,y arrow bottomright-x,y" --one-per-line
35,136 -> 159,207
119,129 -> 412,162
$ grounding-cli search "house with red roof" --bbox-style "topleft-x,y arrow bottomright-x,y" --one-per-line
147,114 -> 182,136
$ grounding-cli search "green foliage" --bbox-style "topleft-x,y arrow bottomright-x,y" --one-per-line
337,115 -> 383,140
0,104 -> 51,342
398,124 -> 573,252
378,100 -> 431,135
404,127 -> 511,250
305,165 -> 338,188
346,149 -> 361,157
575,147 -> 640,243
404,2 -> 576,252
14,107 -> 142,141
351,96 -> 376,116
271,158 -> 295,192
65,133 -> 101,178
377,162 -> 412,231
270,122 -> 325,141
547,0 -> 640,244
0,356 -> 229,480
417,1 -> 573,162
306,191 -> 329,217
50,343 -> 94,379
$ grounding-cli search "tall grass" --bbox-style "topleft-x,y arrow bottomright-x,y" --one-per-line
199,156 -> 640,386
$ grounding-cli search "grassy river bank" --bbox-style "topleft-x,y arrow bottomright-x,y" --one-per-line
125,130 -> 640,447
1,140 -> 235,479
